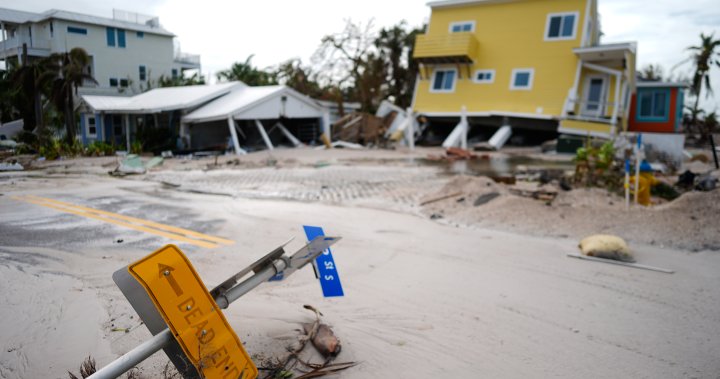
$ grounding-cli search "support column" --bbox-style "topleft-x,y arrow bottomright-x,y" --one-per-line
227,116 -> 245,155
276,122 -> 302,147
321,110 -> 331,143
611,73 -> 622,136
405,107 -> 414,150
254,119 -> 274,151
460,105 -> 468,150
124,114 -> 131,152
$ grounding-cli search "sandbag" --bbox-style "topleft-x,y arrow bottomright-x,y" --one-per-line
579,234 -> 635,263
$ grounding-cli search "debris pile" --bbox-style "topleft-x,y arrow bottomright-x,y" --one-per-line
331,112 -> 385,147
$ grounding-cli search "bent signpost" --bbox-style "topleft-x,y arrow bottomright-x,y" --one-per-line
91,235 -> 341,379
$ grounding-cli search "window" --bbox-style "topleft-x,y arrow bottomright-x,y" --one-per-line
637,89 -> 670,121
510,68 -> 534,90
117,29 -> 126,48
109,78 -> 118,87
120,79 -> 129,88
545,12 -> 578,40
431,69 -> 457,92
136,31 -> 144,38
473,69 -> 495,84
106,27 -> 115,46
67,26 -> 87,35
87,116 -> 96,137
106,27 -> 126,47
139,65 -> 147,81
449,21 -> 475,33
171,68 -> 179,79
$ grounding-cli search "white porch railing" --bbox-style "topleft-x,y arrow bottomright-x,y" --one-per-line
564,97 -> 624,125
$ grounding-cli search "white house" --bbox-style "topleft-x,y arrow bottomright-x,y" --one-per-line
0,7 -> 200,95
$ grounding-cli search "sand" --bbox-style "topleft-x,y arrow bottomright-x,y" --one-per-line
1,147 -> 719,378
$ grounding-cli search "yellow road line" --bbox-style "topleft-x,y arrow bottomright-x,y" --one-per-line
13,195 -> 233,249
23,194 -> 235,245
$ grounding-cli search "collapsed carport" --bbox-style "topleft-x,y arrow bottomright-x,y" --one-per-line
181,85 -> 330,154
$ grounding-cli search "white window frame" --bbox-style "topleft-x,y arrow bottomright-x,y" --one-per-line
510,68 -> 535,91
86,115 -> 97,137
473,69 -> 496,84
449,21 -> 476,33
430,68 -> 458,93
544,12 -> 579,41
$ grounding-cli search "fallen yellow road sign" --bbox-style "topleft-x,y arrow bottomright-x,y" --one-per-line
129,245 -> 257,379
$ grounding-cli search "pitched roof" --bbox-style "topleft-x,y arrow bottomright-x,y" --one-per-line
183,85 -> 324,123
82,82 -> 243,114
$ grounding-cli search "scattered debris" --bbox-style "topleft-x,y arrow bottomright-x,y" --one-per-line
579,234 -> 634,263
676,170 -> 696,189
110,155 -> 164,176
490,176 -> 517,185
110,327 -> 130,333
695,173 -> 718,192
331,112 -> 385,146
68,356 -> 96,379
446,147 -> 476,160
508,188 -> 557,202
0,161 -> 23,171
259,305 -> 357,379
419,192 -> 463,206
474,192 -> 500,206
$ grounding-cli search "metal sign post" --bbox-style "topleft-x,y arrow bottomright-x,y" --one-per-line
90,235 -> 341,379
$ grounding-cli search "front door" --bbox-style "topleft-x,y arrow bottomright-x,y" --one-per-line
581,75 -> 608,118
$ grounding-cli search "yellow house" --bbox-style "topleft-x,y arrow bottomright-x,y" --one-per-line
411,0 -> 636,143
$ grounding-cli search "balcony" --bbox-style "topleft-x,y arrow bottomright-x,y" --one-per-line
0,36 -> 51,59
174,52 -> 201,70
413,33 -> 478,64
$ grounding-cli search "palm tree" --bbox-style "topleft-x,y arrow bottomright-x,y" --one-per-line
687,33 -> 720,127
38,48 -> 97,144
9,58 -> 46,136
216,55 -> 277,85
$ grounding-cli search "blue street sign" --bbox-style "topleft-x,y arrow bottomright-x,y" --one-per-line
303,225 -> 344,297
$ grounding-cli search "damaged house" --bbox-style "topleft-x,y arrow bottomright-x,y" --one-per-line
79,82 -> 332,154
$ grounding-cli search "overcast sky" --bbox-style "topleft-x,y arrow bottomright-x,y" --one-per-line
7,0 -> 720,111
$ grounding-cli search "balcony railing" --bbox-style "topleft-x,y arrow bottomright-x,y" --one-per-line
565,97 -> 624,124
0,36 -> 51,57
413,33 -> 478,64
174,52 -> 201,67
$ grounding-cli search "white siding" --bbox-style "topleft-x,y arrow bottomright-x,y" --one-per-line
52,19 -> 175,94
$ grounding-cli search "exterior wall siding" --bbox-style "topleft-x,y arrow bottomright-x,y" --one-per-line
414,0 -> 588,117
48,20 -> 175,94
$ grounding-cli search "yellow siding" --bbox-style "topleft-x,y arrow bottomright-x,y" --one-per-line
414,0 -> 588,117
560,119 -> 612,134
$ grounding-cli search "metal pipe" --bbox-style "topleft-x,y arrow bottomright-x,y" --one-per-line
88,258 -> 286,379
87,329 -> 173,379
216,258 -> 287,309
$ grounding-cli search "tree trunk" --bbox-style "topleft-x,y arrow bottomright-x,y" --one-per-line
65,85 -> 76,144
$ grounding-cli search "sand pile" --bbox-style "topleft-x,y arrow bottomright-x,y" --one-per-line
418,175 -> 720,252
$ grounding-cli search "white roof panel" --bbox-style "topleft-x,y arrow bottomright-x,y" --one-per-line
81,82 -> 243,114
182,85 -> 284,122
183,85 -> 325,123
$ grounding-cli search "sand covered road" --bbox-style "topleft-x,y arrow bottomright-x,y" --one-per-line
1,173 -> 719,378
